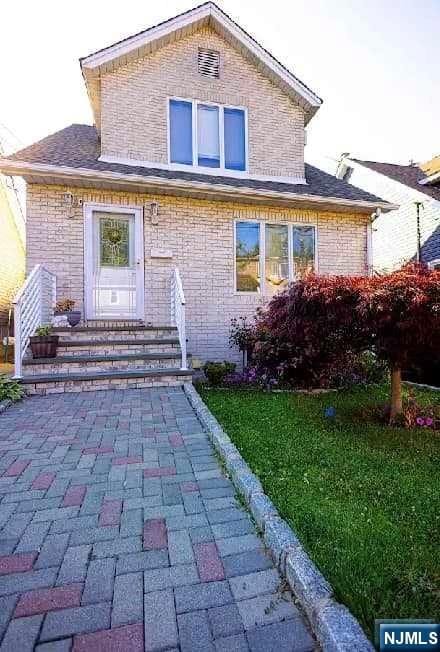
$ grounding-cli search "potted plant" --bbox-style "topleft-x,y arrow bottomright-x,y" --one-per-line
29,325 -> 59,358
54,298 -> 81,327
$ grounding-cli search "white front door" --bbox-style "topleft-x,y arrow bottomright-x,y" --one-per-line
84,204 -> 144,319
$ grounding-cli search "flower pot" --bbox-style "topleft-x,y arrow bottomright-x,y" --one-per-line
29,335 -> 59,359
55,311 -> 82,327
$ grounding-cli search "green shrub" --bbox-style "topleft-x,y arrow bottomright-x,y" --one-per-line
34,325 -> 52,337
0,375 -> 24,402
203,361 -> 236,386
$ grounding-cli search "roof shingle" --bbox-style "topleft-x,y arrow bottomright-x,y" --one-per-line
6,124 -> 387,205
353,159 -> 440,201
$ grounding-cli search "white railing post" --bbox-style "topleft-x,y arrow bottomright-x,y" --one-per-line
13,299 -> 22,379
12,265 -> 56,379
171,268 -> 187,371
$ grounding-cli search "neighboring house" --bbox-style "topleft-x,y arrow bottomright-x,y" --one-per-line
0,2 -> 395,392
0,171 -> 25,328
336,154 -> 440,272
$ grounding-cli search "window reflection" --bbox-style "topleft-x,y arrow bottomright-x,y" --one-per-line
293,226 -> 315,279
236,222 -> 260,292
265,224 -> 288,295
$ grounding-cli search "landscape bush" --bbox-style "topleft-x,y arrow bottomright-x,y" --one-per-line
0,375 -> 24,402
203,361 -> 236,386
229,264 -> 440,422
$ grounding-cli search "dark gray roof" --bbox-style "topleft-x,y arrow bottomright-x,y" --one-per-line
7,124 -> 387,205
353,159 -> 440,201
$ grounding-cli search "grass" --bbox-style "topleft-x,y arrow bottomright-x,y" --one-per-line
198,383 -> 440,638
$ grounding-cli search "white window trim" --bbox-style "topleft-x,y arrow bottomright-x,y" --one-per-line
168,97 -> 248,174
233,218 -> 319,295
428,258 -> 440,270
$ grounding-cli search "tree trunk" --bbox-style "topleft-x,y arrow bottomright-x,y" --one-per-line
389,366 -> 403,422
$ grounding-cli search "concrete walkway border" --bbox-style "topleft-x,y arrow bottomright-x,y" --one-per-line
183,383 -> 374,652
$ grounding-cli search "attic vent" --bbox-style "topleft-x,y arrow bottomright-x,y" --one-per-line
198,48 -> 220,79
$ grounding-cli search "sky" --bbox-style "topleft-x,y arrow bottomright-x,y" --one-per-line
1,0 -> 439,170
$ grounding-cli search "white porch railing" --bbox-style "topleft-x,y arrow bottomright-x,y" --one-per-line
170,268 -> 187,371
13,265 -> 56,378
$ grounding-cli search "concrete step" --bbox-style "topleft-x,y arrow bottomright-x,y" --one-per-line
53,326 -> 178,342
21,368 -> 194,395
23,352 -> 190,375
81,319 -> 144,328
55,339 -> 180,356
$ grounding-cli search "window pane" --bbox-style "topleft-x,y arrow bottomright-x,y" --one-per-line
292,226 -> 315,279
197,104 -> 220,167
236,222 -> 260,292
170,100 -> 193,165
265,224 -> 288,295
224,108 -> 246,171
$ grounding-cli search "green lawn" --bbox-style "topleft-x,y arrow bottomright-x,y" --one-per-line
198,384 -> 440,638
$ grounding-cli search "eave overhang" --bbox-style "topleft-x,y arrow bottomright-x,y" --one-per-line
0,159 -> 398,215
419,170 -> 440,186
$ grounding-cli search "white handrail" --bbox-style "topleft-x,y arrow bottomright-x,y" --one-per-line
170,268 -> 187,371
13,265 -> 56,378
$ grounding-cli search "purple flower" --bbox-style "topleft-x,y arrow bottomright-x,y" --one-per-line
426,417 -> 433,426
416,417 -> 425,426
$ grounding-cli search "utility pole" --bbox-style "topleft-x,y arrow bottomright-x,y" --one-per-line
415,201 -> 424,263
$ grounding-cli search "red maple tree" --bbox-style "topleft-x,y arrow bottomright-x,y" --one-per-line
249,264 -> 440,421
359,264 -> 440,420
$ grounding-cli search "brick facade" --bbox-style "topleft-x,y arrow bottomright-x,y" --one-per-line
100,27 -> 305,180
27,184 -> 368,362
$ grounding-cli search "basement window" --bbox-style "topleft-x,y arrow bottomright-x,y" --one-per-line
198,48 -> 220,78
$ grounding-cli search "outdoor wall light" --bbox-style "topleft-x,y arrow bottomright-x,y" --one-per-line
146,201 -> 159,225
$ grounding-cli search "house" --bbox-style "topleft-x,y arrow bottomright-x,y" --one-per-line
336,154 -> 440,273
0,170 -> 25,331
0,2 -> 395,393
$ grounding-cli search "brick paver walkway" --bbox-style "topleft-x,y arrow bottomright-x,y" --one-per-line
0,388 -> 315,651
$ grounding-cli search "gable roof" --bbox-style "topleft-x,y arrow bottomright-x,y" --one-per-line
353,159 -> 440,202
1,124 -> 395,213
80,2 -> 322,130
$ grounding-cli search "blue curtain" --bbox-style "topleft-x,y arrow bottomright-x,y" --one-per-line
224,108 -> 245,171
169,100 -> 193,165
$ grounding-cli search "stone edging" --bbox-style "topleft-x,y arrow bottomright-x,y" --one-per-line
183,383 -> 374,652
0,399 -> 12,414
404,380 -> 440,392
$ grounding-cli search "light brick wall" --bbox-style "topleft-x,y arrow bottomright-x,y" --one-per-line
26,184 -> 368,361
0,177 -> 25,324
100,27 -> 305,180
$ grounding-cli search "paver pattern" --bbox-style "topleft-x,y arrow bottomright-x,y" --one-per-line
0,388 -> 316,651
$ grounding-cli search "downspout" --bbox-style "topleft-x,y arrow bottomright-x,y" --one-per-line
367,208 -> 381,276
414,201 -> 424,263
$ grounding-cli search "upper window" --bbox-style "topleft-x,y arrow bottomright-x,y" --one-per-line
169,99 -> 247,172
235,221 -> 316,293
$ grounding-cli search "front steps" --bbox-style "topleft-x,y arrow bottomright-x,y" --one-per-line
21,323 -> 192,395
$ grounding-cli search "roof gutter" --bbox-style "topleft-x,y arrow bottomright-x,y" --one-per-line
0,159 -> 398,213
419,170 -> 440,186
